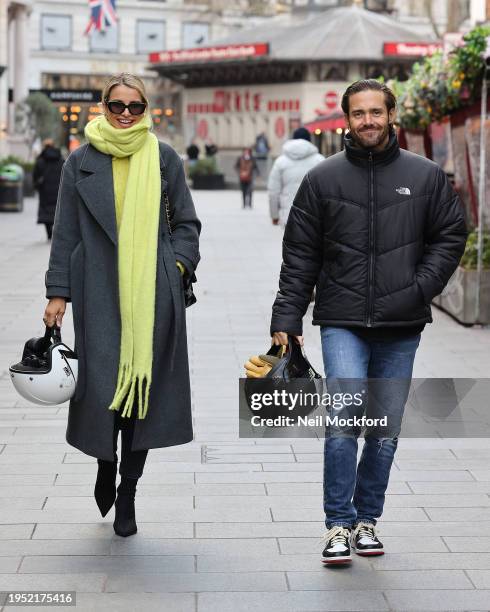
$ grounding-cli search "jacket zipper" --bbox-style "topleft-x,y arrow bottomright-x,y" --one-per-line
366,152 -> 375,327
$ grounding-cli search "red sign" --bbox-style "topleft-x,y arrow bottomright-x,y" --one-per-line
383,42 -> 442,57
275,117 -> 285,139
325,91 -> 338,110
150,43 -> 269,64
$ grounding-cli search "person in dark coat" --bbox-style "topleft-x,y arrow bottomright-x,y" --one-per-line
235,147 -> 258,208
33,139 -> 64,240
43,73 -> 201,537
270,80 -> 467,564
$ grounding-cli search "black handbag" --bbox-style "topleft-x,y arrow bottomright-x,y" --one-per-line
162,175 -> 197,309
243,336 -> 322,420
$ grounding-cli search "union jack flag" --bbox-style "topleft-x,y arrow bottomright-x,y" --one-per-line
84,0 -> 117,35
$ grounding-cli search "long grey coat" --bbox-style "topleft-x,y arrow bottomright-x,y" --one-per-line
45,142 -> 201,461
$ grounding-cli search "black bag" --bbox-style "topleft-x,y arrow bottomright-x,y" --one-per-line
162,167 -> 197,309
243,337 -> 322,421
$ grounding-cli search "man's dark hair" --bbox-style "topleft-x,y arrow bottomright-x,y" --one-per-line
341,79 -> 397,115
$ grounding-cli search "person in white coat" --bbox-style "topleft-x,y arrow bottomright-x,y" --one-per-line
268,127 -> 324,227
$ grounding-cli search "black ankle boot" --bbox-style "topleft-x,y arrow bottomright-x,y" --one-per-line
113,477 -> 138,537
94,459 -> 117,517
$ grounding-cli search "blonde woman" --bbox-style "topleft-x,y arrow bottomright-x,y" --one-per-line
43,73 -> 201,536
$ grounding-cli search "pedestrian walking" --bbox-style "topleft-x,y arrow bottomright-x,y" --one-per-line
235,147 -> 258,208
33,139 -> 64,240
254,131 -> 270,160
267,126 -> 324,227
42,72 -> 201,537
270,79 -> 467,565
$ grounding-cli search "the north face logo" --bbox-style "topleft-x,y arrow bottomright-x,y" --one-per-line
396,187 -> 411,195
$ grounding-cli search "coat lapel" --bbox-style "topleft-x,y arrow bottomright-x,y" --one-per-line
76,145 -> 117,245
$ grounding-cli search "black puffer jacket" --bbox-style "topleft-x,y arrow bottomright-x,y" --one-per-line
271,130 -> 467,336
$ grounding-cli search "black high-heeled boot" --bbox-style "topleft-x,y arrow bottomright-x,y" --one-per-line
113,477 -> 138,537
94,459 -> 117,517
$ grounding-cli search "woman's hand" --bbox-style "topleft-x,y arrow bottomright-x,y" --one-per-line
43,298 -> 66,327
272,332 -> 304,347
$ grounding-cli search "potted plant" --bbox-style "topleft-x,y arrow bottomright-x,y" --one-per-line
433,230 -> 490,324
188,157 -> 225,190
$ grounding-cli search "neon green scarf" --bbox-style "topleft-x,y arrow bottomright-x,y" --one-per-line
84,114 -> 161,419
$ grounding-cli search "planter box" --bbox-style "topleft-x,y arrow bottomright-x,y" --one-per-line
191,173 -> 225,190
433,266 -> 490,324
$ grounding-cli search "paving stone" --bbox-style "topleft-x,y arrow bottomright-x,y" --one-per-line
19,555 -> 195,574
0,524 -> 34,539
0,539 -> 110,556
197,591 -> 389,612
383,494 -> 490,507
369,553 -> 490,571
0,573 -> 105,592
110,538 -> 279,556
47,593 -> 195,612
197,554 -> 320,572
384,590 -> 490,611
425,508 -> 490,522
287,569 -> 473,590
33,523 -> 193,540
0,497 -> 45,509
0,557 -> 21,573
196,522 -> 323,539
377,522 -> 490,537
106,571 -> 287,593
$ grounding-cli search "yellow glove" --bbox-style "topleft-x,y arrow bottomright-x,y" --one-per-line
244,348 -> 285,378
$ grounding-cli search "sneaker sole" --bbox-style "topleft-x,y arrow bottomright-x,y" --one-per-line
322,556 -> 352,564
353,548 -> 384,556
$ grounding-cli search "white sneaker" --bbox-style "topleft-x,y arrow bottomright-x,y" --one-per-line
321,525 -> 352,564
351,521 -> 384,556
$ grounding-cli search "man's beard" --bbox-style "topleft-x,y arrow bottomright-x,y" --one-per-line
350,123 -> 390,150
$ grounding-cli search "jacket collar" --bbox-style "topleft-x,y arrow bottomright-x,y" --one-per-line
344,127 -> 400,167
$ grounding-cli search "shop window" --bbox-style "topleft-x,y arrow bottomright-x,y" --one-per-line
182,22 -> 209,49
41,14 -> 71,50
137,20 -> 166,54
90,26 -> 118,53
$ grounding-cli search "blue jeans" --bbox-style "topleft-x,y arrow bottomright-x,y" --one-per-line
321,326 -> 420,528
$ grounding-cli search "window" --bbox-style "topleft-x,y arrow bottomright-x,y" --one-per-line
90,26 -> 118,53
182,22 -> 209,49
136,20 -> 166,54
41,14 -> 71,50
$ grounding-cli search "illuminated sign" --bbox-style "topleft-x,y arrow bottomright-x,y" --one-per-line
383,42 -> 442,57
149,43 -> 269,64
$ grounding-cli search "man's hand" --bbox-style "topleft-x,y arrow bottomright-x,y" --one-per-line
43,298 -> 66,327
272,218 -> 279,225
272,332 -> 304,347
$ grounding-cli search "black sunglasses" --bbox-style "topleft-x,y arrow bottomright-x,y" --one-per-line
105,99 -> 147,116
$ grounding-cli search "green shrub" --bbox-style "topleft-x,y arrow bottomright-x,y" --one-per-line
0,155 -> 34,172
460,229 -> 490,269
188,157 -> 218,178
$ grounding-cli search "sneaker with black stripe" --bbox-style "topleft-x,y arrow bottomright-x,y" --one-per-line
351,521 -> 384,556
321,526 -> 352,565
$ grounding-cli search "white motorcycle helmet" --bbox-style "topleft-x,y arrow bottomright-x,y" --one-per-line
9,325 -> 78,405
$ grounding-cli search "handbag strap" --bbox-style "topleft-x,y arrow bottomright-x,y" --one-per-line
159,147 -> 172,236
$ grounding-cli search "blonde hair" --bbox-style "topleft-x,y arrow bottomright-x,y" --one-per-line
102,73 -> 149,106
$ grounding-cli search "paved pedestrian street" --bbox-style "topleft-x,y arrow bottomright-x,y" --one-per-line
1,190 -> 490,612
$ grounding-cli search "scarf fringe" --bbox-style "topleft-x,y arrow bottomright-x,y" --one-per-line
109,363 -> 151,420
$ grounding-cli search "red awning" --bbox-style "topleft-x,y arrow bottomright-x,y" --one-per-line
305,111 -> 346,132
